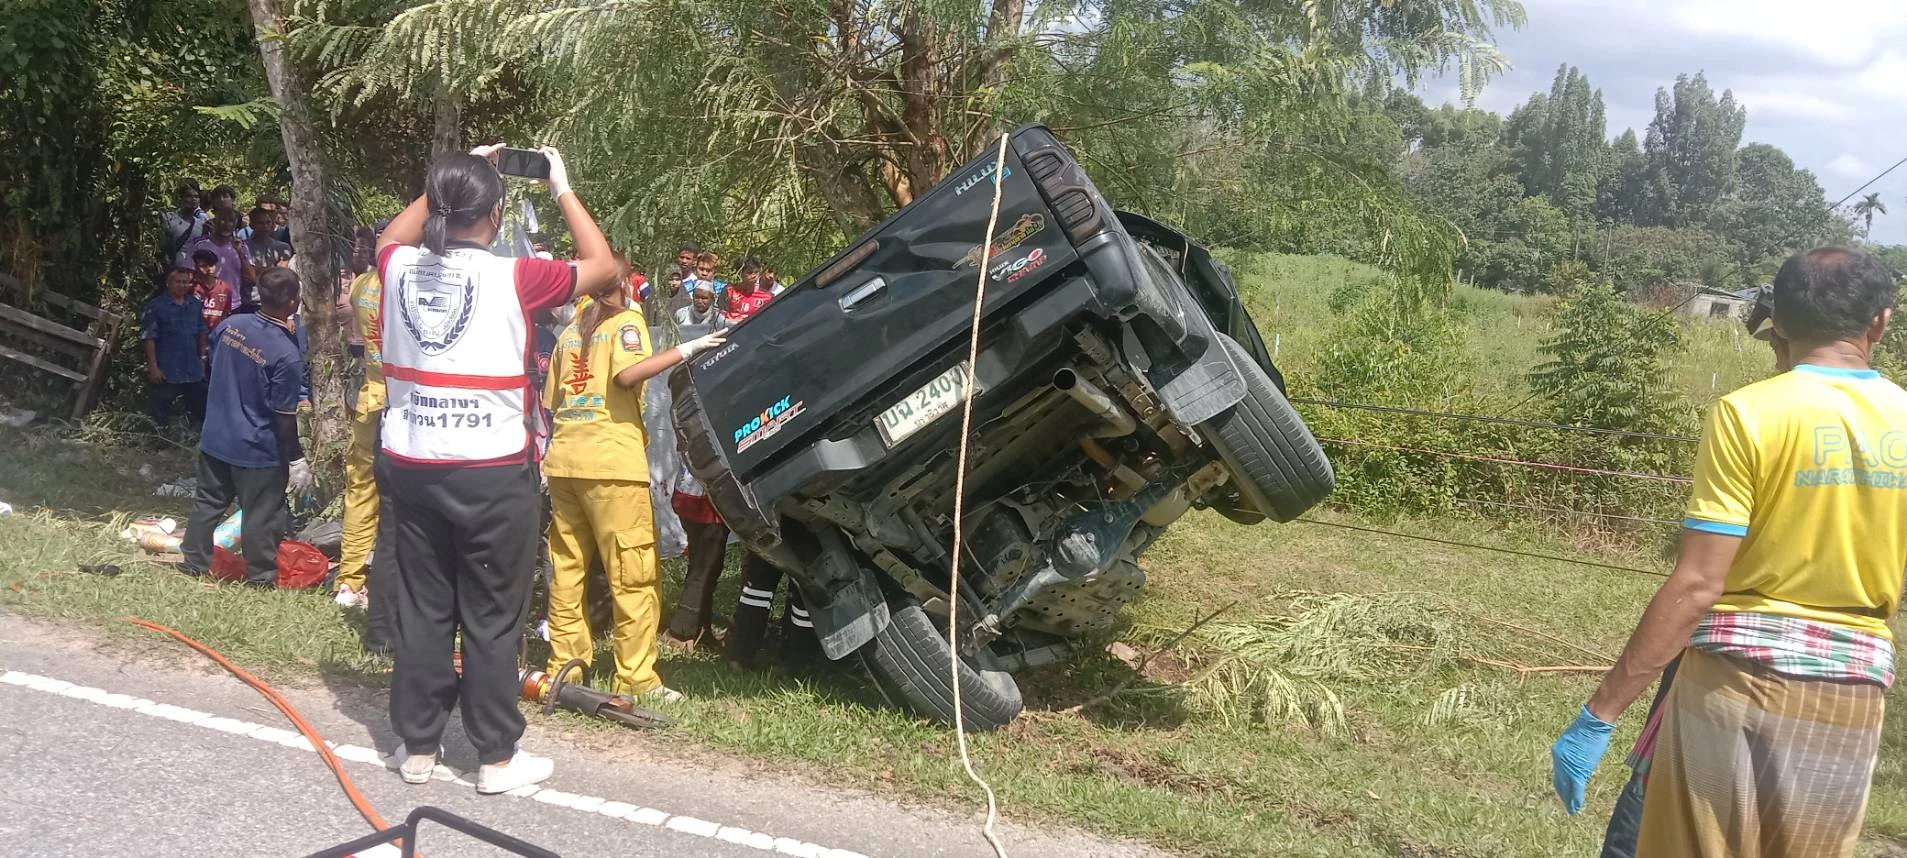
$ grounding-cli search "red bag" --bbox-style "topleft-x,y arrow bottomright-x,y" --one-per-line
209,541 -> 328,589
210,547 -> 247,582
275,540 -> 329,590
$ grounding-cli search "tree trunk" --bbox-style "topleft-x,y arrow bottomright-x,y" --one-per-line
430,85 -> 461,159
247,0 -> 348,478
759,1 -> 890,229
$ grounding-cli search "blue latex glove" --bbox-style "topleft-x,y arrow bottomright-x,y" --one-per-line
1551,704 -> 1616,814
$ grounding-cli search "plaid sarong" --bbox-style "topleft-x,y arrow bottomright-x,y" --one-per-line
1636,648 -> 1885,858
1691,610 -> 1895,688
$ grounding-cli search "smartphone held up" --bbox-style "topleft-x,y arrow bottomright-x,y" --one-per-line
497,147 -> 552,180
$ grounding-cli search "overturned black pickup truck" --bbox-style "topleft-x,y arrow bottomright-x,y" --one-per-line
673,124 -> 1334,728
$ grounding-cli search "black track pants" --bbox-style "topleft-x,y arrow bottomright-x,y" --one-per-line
380,459 -> 538,765
181,451 -> 287,585
724,553 -> 817,669
362,451 -> 400,656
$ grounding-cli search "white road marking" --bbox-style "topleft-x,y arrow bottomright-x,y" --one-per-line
0,668 -> 870,858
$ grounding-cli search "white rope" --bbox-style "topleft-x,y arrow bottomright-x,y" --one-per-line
945,130 -> 1013,858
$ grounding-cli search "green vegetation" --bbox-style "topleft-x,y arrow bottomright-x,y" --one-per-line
5,256 -> 1901,857
1392,67 -> 1853,296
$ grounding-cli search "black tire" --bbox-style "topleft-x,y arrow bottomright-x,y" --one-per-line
859,597 -> 1023,730
1200,334 -> 1335,522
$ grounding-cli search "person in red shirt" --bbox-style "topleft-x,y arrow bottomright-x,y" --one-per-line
722,256 -> 774,323
190,249 -> 236,332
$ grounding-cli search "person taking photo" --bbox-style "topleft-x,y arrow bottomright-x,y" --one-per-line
374,143 -> 615,795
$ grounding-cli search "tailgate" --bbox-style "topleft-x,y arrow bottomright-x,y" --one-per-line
684,134 -> 1085,476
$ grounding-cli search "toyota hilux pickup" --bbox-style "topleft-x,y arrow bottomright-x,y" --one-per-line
673,124 -> 1333,728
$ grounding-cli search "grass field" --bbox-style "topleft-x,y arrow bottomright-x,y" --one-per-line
2,256 -> 1903,856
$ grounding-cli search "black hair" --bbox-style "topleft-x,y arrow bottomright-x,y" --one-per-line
738,255 -> 763,273
192,249 -> 219,265
209,185 -> 236,203
678,241 -> 700,254
249,205 -> 274,227
421,153 -> 504,255
168,266 -> 197,279
175,180 -> 200,196
257,267 -> 300,309
1771,248 -> 1899,343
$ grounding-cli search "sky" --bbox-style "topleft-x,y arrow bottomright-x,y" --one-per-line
1419,0 -> 1907,245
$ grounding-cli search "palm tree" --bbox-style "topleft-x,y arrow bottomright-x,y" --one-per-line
1852,192 -> 1888,237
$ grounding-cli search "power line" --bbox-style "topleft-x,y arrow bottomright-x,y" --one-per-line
1292,397 -> 1698,443
1834,154 -> 1907,208
1316,437 -> 1694,484
1452,497 -> 1679,526
1293,518 -> 1669,579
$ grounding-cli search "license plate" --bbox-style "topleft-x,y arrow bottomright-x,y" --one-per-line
876,362 -> 979,447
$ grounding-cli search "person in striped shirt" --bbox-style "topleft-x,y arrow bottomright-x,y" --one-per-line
1552,247 -> 1907,857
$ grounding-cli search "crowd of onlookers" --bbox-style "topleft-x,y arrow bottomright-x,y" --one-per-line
142,146 -> 833,793
144,181 -> 298,431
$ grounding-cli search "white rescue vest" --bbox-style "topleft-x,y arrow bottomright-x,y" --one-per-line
380,245 -> 532,464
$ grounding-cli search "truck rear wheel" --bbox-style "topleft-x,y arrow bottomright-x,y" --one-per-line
859,595 -> 1023,730
1200,334 -> 1334,522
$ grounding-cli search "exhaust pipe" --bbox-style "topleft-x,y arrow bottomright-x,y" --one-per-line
1053,367 -> 1136,437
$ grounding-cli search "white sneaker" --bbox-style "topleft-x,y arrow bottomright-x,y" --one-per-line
334,585 -> 368,609
640,686 -> 684,704
476,750 -> 554,795
396,746 -> 438,785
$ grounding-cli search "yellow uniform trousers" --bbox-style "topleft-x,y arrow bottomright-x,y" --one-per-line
337,408 -> 382,591
545,477 -> 662,695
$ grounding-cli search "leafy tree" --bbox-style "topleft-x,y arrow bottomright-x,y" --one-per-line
1529,277 -> 1688,435
1587,224 -> 1734,291
0,0 -> 259,304
1712,143 -> 1844,285
1638,72 -> 1746,227
1419,103 -> 1503,150
1506,65 -> 1605,221
292,0 -> 1526,291
1853,192 -> 1889,238
1597,128 -> 1647,224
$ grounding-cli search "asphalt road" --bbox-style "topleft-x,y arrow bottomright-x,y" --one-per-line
0,614 -> 1167,858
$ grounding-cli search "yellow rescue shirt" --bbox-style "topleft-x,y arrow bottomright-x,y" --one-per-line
1685,364 -> 1907,638
542,307 -> 652,482
349,272 -> 386,414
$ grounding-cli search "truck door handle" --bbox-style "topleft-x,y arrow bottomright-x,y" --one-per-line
839,277 -> 887,311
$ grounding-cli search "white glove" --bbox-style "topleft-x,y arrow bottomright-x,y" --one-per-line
469,142 -> 506,161
676,333 -> 727,361
539,146 -> 573,200
287,458 -> 312,494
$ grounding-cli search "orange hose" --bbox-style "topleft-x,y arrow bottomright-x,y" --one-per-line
123,618 -> 396,842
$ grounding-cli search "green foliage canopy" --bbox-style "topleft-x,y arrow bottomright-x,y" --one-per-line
289,0 -> 1528,291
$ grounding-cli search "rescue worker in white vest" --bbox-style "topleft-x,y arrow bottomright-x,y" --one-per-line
374,144 -> 620,795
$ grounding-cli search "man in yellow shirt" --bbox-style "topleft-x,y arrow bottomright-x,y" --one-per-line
337,229 -> 389,636
542,284 -> 724,698
1551,247 -> 1907,857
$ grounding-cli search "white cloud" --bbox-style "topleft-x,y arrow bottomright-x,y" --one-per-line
1827,154 -> 1875,180
1730,89 -> 1855,122
1665,0 -> 1907,66
1854,51 -> 1907,101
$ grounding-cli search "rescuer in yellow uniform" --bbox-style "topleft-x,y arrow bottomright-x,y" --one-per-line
543,281 -> 724,698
